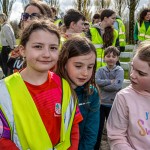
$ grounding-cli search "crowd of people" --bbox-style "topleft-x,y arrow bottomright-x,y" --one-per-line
0,1 -> 150,150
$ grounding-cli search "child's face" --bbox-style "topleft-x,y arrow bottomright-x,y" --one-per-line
130,55 -> 150,93
65,51 -> 96,89
72,19 -> 85,33
104,52 -> 118,69
20,30 -> 59,73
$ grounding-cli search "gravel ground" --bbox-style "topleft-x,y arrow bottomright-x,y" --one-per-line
100,132 -> 110,150
99,124 -> 110,150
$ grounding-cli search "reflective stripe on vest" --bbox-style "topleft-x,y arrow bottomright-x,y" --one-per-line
1,72 -> 76,150
119,39 -> 125,42
97,58 -> 104,62
138,22 -> 150,41
116,19 -> 126,46
94,44 -> 103,49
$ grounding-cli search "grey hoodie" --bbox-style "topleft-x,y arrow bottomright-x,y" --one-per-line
0,22 -> 16,49
95,65 -> 124,105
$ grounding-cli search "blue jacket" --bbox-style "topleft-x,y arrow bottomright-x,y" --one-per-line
95,65 -> 124,106
75,85 -> 100,150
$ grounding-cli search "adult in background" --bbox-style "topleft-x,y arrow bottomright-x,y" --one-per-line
114,16 -> 126,52
7,1 -> 47,74
88,9 -> 118,69
0,13 -> 16,76
134,8 -> 150,44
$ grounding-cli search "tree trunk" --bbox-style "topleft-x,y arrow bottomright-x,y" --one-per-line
78,0 -> 82,11
129,1 -> 136,44
102,0 -> 104,8
3,0 -> 7,15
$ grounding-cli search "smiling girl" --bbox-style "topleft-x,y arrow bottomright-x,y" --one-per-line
0,19 -> 82,150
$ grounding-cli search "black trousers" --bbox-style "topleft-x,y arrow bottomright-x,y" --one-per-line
1,46 -> 11,76
94,105 -> 111,150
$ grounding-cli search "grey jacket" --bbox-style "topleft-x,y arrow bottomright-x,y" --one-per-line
95,65 -> 124,105
0,22 -> 16,49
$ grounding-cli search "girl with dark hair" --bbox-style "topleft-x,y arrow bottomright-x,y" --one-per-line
134,8 -> 150,44
88,9 -> 118,69
57,36 -> 100,150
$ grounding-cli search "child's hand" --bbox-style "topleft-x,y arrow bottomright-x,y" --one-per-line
111,79 -> 115,84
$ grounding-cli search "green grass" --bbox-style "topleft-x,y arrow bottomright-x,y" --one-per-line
119,57 -> 131,79
124,49 -> 133,52
124,70 -> 130,79
120,58 -> 130,62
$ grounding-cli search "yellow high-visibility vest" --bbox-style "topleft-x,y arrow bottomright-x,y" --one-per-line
1,72 -> 76,150
116,19 -> 126,47
90,27 -> 118,69
138,22 -> 150,41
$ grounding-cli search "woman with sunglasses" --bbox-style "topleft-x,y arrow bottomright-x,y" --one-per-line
7,1 -> 48,74
21,1 -> 47,29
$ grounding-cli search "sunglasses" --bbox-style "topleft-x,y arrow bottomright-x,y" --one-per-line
21,13 -> 41,21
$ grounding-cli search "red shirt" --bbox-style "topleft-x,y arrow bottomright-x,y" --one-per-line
25,72 -> 82,146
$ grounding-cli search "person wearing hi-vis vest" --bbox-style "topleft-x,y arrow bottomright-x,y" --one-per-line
61,9 -> 85,45
88,9 -> 118,69
134,8 -> 150,44
0,19 -> 82,150
114,16 -> 126,52
57,37 -> 100,150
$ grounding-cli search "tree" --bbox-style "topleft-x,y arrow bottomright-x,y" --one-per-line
73,0 -> 92,21
94,0 -> 111,12
0,0 -> 16,15
112,0 -> 127,17
77,0 -> 82,11
44,0 -> 59,7
127,0 -> 140,44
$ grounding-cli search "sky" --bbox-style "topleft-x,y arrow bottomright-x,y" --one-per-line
10,0 -> 149,22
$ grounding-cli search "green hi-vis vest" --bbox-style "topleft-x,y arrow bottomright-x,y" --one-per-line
116,19 -> 126,47
90,27 -> 118,69
138,22 -> 150,41
1,72 -> 76,150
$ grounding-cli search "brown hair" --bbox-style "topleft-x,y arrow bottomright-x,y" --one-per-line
101,9 -> 116,48
104,46 -> 120,57
138,8 -> 150,26
24,1 -> 47,16
57,36 -> 97,95
38,2 -> 52,18
20,18 -> 60,47
64,9 -> 85,29
136,43 -> 150,67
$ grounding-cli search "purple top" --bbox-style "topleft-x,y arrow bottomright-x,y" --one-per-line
0,109 -> 11,139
